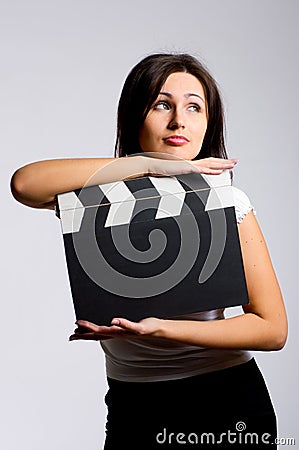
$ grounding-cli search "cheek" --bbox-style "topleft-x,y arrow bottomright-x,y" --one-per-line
195,118 -> 208,139
139,119 -> 158,145
139,124 -> 153,151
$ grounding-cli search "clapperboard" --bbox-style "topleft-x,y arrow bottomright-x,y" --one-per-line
55,170 -> 249,325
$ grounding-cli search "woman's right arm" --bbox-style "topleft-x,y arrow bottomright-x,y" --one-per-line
10,156 -> 148,209
10,155 -> 237,210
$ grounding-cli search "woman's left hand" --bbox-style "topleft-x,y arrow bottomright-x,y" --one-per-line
68,317 -> 162,341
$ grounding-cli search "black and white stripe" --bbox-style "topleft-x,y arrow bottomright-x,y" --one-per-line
56,170 -> 234,234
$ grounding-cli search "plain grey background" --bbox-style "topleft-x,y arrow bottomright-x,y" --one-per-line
1,0 -> 298,448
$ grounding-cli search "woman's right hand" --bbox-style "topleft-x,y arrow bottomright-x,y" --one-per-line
143,155 -> 238,177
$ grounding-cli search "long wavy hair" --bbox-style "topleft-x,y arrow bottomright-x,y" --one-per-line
114,53 -> 228,160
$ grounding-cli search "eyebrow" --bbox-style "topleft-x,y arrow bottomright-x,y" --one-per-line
159,91 -> 205,104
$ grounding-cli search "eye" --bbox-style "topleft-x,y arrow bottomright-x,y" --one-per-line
153,101 -> 170,111
188,103 -> 201,112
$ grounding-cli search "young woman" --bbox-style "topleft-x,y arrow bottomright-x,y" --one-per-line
11,54 -> 287,449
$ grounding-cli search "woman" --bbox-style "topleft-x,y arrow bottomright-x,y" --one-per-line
11,54 -> 287,449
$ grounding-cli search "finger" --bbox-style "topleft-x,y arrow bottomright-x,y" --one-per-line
206,157 -> 238,163
199,168 -> 224,174
69,326 -> 133,341
193,167 -> 224,175
111,318 -> 142,333
69,334 -> 111,341
69,330 -> 120,340
75,320 -> 102,332
194,159 -> 238,169
73,326 -> 97,335
69,332 -> 101,341
197,161 -> 236,170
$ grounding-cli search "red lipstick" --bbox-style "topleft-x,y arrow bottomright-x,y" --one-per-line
163,135 -> 189,146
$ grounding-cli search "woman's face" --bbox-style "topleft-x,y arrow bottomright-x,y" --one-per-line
139,72 -> 208,160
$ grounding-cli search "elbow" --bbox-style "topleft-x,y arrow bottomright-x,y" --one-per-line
267,324 -> 288,351
250,310 -> 288,351
11,161 -> 57,208
10,169 -> 28,203
272,330 -> 288,351
10,167 -> 43,208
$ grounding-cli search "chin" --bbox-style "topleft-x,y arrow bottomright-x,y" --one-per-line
159,147 -> 194,161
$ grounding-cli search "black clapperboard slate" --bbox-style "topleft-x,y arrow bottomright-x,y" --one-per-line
55,170 -> 249,325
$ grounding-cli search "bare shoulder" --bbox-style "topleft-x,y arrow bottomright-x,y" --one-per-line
237,210 -> 271,267
237,210 -> 286,322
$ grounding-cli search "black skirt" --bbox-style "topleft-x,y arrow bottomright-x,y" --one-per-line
103,358 -> 277,449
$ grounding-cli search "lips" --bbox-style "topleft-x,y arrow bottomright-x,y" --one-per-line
163,135 -> 190,146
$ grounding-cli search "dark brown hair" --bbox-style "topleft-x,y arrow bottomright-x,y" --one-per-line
114,53 -> 228,160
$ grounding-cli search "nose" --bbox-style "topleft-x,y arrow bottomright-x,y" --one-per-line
167,108 -> 185,130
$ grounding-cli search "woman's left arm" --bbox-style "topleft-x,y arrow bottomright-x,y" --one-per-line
145,210 -> 288,350
70,211 -> 288,350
